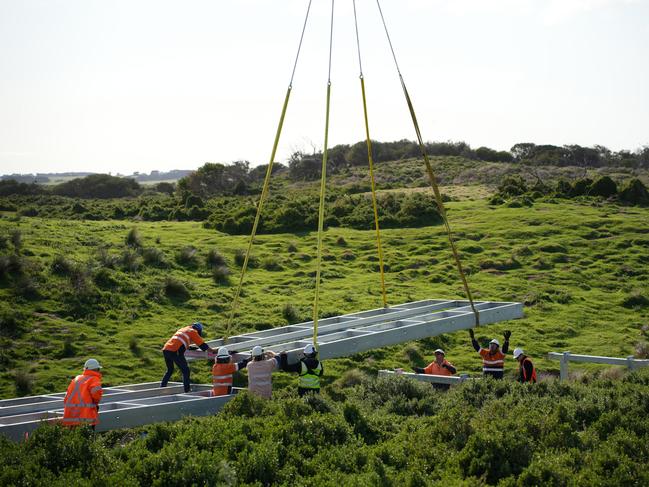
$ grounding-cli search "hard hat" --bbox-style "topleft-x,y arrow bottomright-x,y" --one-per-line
489,339 -> 500,347
252,346 -> 263,357
304,344 -> 316,355
192,322 -> 204,336
84,358 -> 101,370
217,347 -> 229,358
513,348 -> 524,359
434,349 -> 445,355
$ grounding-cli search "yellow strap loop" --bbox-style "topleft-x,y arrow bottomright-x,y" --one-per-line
399,77 -> 480,327
224,86 -> 292,343
360,76 -> 388,308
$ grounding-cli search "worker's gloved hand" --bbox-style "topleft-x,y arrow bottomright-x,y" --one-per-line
188,345 -> 199,351
229,350 -> 238,355
412,367 -> 423,374
469,328 -> 475,339
503,330 -> 512,340
441,363 -> 449,369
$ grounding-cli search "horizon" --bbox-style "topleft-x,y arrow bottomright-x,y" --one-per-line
1,0 -> 647,175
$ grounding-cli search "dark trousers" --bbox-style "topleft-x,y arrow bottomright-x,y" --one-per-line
298,387 -> 320,397
161,349 -> 191,392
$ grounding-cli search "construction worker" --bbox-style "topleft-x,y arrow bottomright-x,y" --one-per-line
413,348 -> 457,390
62,358 -> 103,429
513,348 -> 537,383
280,343 -> 324,396
469,329 -> 511,379
212,346 -> 250,396
161,322 -> 216,393
246,346 -> 280,399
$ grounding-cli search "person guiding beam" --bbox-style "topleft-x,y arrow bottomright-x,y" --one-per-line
469,328 -> 511,379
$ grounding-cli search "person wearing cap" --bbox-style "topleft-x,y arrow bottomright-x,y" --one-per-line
280,343 -> 324,397
469,329 -> 511,379
62,358 -> 104,429
212,346 -> 251,396
513,348 -> 537,383
161,322 -> 216,393
413,349 -> 456,390
246,346 -> 281,399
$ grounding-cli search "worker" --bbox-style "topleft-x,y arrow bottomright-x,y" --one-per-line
469,329 -> 511,379
246,346 -> 280,399
413,348 -> 456,390
161,322 -> 216,393
513,348 -> 537,383
212,346 -> 250,396
62,358 -> 103,429
280,343 -> 324,396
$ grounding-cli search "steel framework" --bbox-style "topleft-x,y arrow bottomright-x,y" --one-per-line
0,298 -> 522,441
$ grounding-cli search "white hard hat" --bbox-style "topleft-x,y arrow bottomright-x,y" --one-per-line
84,358 -> 101,370
217,347 -> 229,358
434,349 -> 445,355
252,346 -> 263,357
304,343 -> 316,355
513,348 -> 524,359
489,339 -> 500,347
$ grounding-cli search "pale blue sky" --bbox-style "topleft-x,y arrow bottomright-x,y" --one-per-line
1,0 -> 647,175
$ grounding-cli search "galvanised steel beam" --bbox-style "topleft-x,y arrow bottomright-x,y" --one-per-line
188,299 -> 523,365
0,382 -> 237,442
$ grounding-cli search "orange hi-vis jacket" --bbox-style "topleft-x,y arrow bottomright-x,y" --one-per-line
423,359 -> 455,376
520,357 -> 537,383
62,369 -> 103,426
163,326 -> 205,352
212,362 -> 241,396
479,348 -> 506,375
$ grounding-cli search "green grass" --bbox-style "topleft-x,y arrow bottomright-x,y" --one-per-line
1,197 -> 648,397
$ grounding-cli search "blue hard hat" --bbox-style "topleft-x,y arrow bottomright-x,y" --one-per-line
192,322 -> 204,335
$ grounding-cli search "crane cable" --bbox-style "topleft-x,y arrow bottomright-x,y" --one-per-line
312,0 -> 336,350
375,0 -> 480,327
353,0 -> 388,308
224,0 -> 313,343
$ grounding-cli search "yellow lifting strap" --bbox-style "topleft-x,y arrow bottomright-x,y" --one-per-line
312,0 -> 335,350
376,0 -> 480,327
224,0 -> 313,343
353,0 -> 388,308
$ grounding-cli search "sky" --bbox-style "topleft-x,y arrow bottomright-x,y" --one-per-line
0,0 -> 647,175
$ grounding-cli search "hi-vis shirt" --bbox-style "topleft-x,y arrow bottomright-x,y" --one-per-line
163,326 -> 206,352
472,338 -> 509,378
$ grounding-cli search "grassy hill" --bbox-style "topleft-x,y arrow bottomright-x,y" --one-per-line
1,195 -> 648,397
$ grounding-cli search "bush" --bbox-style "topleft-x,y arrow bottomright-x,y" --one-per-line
0,309 -> 27,337
142,247 -> 167,267
129,336 -> 142,357
262,256 -> 283,271
234,249 -> 258,268
120,249 -> 141,272
59,336 -> 77,358
14,369 -> 34,396
125,227 -> 142,248
15,275 -> 40,300
10,229 -> 22,251
50,255 -> 75,276
589,176 -> 617,197
206,249 -> 226,267
619,178 -> 649,205
164,277 -> 190,301
175,246 -> 198,268
211,266 -> 230,285
282,304 -> 300,324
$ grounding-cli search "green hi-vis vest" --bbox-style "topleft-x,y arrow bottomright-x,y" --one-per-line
298,360 -> 322,389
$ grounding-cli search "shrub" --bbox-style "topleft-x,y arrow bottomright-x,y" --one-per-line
0,309 -> 27,337
589,176 -> 617,197
206,249 -> 226,267
15,275 -> 40,300
125,227 -> 142,248
10,229 -> 22,251
282,303 -> 300,324
287,242 -> 298,253
93,267 -> 117,288
211,265 -> 230,285
59,336 -> 77,358
96,247 -> 119,268
14,369 -> 34,396
622,290 -> 649,309
175,246 -> 198,268
336,236 -> 347,246
120,249 -> 141,272
129,336 -> 142,357
51,255 -> 75,276
164,277 -> 190,301
262,256 -> 283,271
142,247 -> 167,267
619,178 -> 649,205
0,234 -> 7,249
234,248 -> 258,268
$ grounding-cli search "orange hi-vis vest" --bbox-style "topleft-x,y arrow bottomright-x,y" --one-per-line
423,360 -> 454,376
62,369 -> 103,426
212,362 -> 238,396
479,348 -> 505,374
521,357 -> 537,383
163,326 -> 205,352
